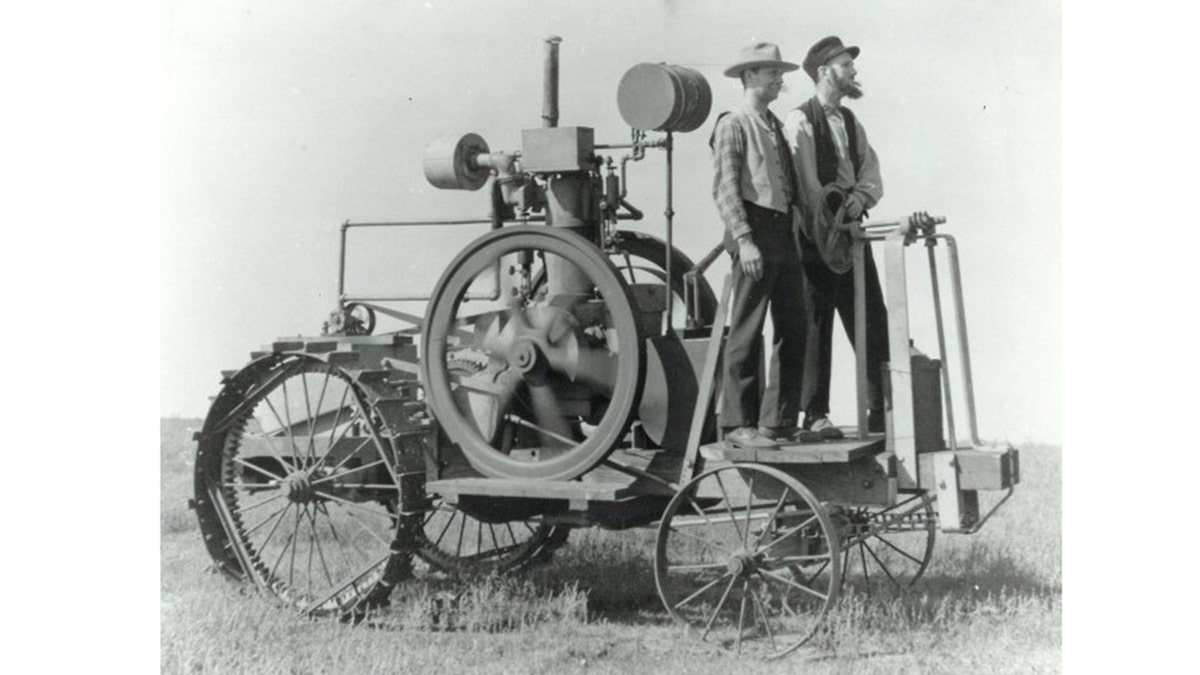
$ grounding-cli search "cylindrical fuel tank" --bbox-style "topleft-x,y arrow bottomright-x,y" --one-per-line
617,63 -> 712,133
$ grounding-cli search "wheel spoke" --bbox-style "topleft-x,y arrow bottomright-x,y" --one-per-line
304,505 -> 337,589
861,539 -> 901,587
308,385 -> 356,472
239,501 -> 291,538
757,514 -> 819,556
312,491 -> 399,527
869,531 -> 928,566
758,567 -> 829,602
750,487 -> 790,552
791,557 -> 830,588
231,489 -> 289,514
254,502 -> 294,561
701,573 -> 741,641
748,580 -> 778,653
287,504 -> 301,587
309,369 -> 333,461
668,561 -> 730,573
742,473 -> 756,547
859,537 -> 870,588
735,584 -> 749,654
455,508 -> 468,558
430,509 -> 458,548
713,472 -> 747,546
682,493 -> 741,553
301,373 -> 316,462
230,456 -> 286,483
315,501 -> 358,574
300,550 -> 391,616
309,457 -> 389,485
667,525 -> 736,557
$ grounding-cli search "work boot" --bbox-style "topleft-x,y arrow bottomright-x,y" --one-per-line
802,413 -> 845,440
758,426 -> 823,443
725,426 -> 779,450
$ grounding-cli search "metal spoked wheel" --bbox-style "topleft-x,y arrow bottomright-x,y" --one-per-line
414,497 -> 562,576
655,464 -> 841,659
421,226 -> 645,482
194,353 -> 408,616
838,492 -> 937,592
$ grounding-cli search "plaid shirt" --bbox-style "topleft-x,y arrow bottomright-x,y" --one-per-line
711,106 -> 796,242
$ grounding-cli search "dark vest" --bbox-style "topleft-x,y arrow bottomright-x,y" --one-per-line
797,98 -> 861,187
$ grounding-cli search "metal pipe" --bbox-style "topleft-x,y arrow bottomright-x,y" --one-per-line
542,36 -> 561,128
925,241 -> 958,452
345,218 -> 496,228
938,234 -> 981,446
663,131 -> 675,335
337,220 -> 349,306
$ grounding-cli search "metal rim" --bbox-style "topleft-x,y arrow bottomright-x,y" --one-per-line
654,464 -> 842,659
420,226 -> 644,481
194,354 -> 406,616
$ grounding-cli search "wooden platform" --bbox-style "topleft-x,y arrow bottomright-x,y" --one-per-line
425,477 -> 637,502
699,434 -> 885,464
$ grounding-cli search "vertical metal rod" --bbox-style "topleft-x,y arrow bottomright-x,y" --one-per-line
942,235 -> 981,445
925,243 -> 957,452
337,221 -> 349,308
542,36 -> 561,128
853,239 -> 868,438
664,132 -> 675,335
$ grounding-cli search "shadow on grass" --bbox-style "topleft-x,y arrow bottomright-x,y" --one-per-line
345,532 -> 1060,637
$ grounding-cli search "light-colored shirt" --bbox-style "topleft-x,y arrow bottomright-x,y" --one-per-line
711,103 -> 795,242
782,98 -> 883,219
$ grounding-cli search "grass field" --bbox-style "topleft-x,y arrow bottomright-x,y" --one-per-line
161,417 -> 1061,674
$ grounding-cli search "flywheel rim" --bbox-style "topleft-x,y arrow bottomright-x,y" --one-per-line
421,226 -> 645,482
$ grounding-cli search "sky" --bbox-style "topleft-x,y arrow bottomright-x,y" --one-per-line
162,0 -> 1061,444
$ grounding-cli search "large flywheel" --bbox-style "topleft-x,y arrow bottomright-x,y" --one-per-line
421,226 -> 645,481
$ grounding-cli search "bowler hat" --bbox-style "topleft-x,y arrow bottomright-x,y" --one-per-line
803,36 -> 860,81
723,42 -> 800,78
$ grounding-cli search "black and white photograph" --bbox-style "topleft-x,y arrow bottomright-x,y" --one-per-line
157,1 -> 1073,671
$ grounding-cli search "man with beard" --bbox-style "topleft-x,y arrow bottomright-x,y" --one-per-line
784,36 -> 887,438
710,42 -> 820,449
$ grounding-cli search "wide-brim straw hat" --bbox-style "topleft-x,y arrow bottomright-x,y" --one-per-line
723,42 -> 800,78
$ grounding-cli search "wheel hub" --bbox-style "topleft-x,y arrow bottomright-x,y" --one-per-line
510,339 -> 542,373
726,548 -> 762,577
283,470 -> 318,504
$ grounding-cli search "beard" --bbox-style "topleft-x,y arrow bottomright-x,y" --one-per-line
834,71 -> 863,99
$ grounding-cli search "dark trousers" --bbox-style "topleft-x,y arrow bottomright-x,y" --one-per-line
800,243 -> 889,415
720,204 -> 807,429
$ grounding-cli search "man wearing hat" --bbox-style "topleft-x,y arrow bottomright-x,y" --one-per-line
711,42 -> 819,449
783,36 -> 888,437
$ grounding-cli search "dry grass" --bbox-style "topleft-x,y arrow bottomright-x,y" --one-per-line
161,418 -> 1060,673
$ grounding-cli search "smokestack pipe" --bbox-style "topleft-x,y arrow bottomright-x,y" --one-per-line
543,35 -> 561,128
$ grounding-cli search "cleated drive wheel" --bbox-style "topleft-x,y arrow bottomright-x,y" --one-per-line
194,353 -> 409,616
654,464 -> 841,659
837,492 -> 936,592
421,226 -> 645,482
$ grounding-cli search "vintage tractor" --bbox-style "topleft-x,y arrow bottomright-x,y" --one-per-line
191,37 -> 1018,658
